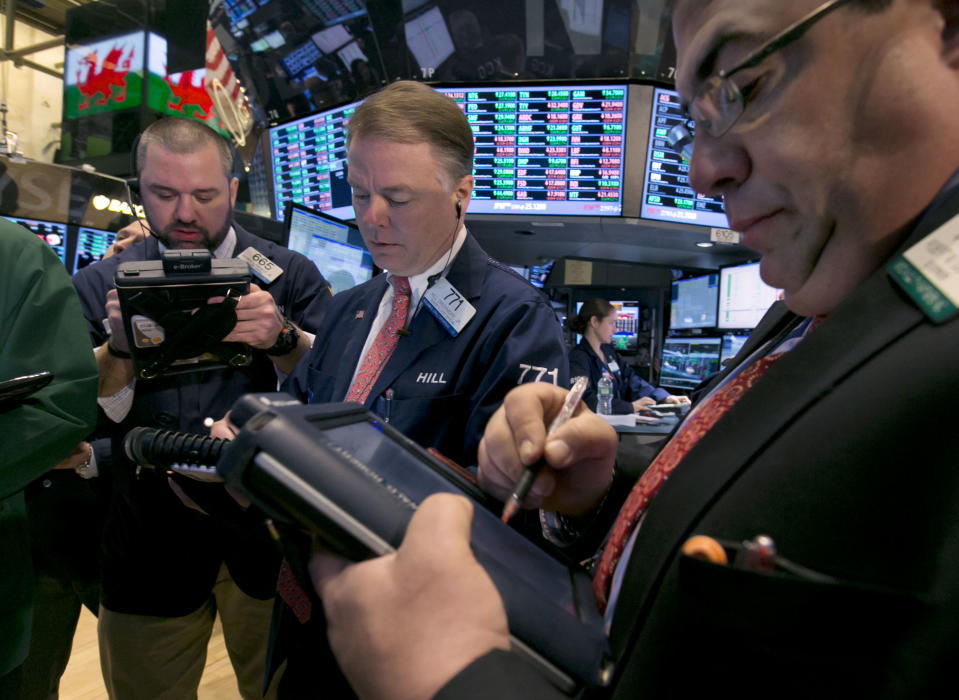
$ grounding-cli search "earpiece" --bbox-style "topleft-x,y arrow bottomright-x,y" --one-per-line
455,198 -> 462,220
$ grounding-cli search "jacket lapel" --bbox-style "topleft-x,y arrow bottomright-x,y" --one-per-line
364,234 -> 488,404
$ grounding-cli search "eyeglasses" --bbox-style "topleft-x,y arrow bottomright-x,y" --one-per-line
667,0 -> 856,162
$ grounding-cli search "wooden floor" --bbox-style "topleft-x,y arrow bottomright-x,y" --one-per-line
59,606 -> 243,700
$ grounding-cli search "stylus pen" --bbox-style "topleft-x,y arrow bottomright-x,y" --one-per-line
500,375 -> 589,523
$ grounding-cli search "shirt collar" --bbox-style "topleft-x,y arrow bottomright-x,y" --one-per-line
157,226 -> 237,259
387,225 -> 467,307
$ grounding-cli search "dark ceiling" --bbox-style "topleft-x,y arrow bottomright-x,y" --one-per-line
12,0 -> 96,36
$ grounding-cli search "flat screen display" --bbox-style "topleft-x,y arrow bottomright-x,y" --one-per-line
73,226 -> 117,272
285,203 -> 373,294
659,335 -> 721,392
268,83 -> 628,221
720,332 -> 749,365
63,31 -> 145,119
610,300 -> 640,353
528,261 -> 553,289
718,262 -> 781,330
436,83 -> 628,216
640,87 -> 728,228
3,216 -> 69,267
146,34 -> 229,137
405,6 -> 455,73
670,273 -> 718,330
268,99 -> 361,220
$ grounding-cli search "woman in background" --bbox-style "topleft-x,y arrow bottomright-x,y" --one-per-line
568,298 -> 689,414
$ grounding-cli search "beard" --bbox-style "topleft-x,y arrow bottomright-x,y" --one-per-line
151,209 -> 234,251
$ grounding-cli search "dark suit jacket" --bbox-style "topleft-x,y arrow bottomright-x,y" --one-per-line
437,185 -> 959,698
290,233 -> 568,468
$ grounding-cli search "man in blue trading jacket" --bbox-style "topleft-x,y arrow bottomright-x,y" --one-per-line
272,79 -> 567,696
306,1 -> 959,698
71,117 -> 330,699
287,80 -> 568,469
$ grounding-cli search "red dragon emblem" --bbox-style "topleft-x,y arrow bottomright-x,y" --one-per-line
76,44 -> 134,110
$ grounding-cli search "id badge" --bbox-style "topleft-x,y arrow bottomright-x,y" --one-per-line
888,213 -> 959,323
237,247 -> 284,285
608,361 -> 620,372
422,278 -> 476,336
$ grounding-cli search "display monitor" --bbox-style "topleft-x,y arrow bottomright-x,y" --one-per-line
528,261 -> 554,289
72,226 -> 117,272
405,6 -> 455,72
436,83 -> 628,216
268,82 -> 628,221
284,202 -> 373,294
282,39 -> 323,77
669,273 -> 718,330
720,332 -> 750,366
3,216 -> 69,268
304,0 -> 365,26
640,86 -> 728,228
718,262 -> 782,330
659,335 -> 722,392
146,33 -> 229,137
63,31 -> 145,119
610,301 -> 640,353
312,24 -> 352,53
268,98 -> 361,220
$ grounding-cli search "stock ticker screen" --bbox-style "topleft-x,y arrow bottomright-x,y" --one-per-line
641,87 -> 728,228
267,83 -> 628,221
437,84 -> 627,216
268,99 -> 361,221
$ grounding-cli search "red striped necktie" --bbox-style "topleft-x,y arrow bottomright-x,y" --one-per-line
345,276 -> 411,404
590,315 -> 824,612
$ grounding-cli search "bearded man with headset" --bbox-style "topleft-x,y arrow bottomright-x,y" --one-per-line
71,116 -> 330,699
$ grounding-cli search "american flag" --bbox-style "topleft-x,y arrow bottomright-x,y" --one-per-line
204,23 -> 252,145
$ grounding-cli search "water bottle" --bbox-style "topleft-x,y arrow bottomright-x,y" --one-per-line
597,371 -> 613,415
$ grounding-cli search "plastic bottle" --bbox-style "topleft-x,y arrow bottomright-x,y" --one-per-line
597,371 -> 613,415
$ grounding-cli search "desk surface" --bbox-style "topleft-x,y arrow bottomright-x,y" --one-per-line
612,412 -> 684,435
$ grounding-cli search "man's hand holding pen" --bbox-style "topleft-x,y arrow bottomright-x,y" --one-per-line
478,382 -> 618,518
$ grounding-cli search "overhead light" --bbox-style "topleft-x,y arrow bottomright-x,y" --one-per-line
696,241 -> 714,248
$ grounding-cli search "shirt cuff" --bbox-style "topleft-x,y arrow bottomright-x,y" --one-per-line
98,381 -> 136,422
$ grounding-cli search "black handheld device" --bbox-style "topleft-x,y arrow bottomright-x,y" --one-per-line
115,250 -> 253,379
216,393 -> 613,693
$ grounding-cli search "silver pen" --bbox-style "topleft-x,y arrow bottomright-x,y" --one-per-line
500,375 -> 589,523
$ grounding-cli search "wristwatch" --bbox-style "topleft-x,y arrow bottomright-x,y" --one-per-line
266,317 -> 300,356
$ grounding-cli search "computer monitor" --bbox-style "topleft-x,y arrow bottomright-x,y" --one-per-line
659,335 -> 722,392
72,226 -> 117,272
718,261 -> 782,330
528,261 -> 554,289
268,98 -> 361,220
720,332 -> 750,366
405,6 -> 455,76
640,86 -> 728,228
669,273 -> 719,330
284,202 -> 374,294
610,300 -> 640,353
435,83 -> 628,216
3,216 -> 69,268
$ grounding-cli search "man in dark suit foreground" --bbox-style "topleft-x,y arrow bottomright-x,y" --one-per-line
308,1 -> 959,697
